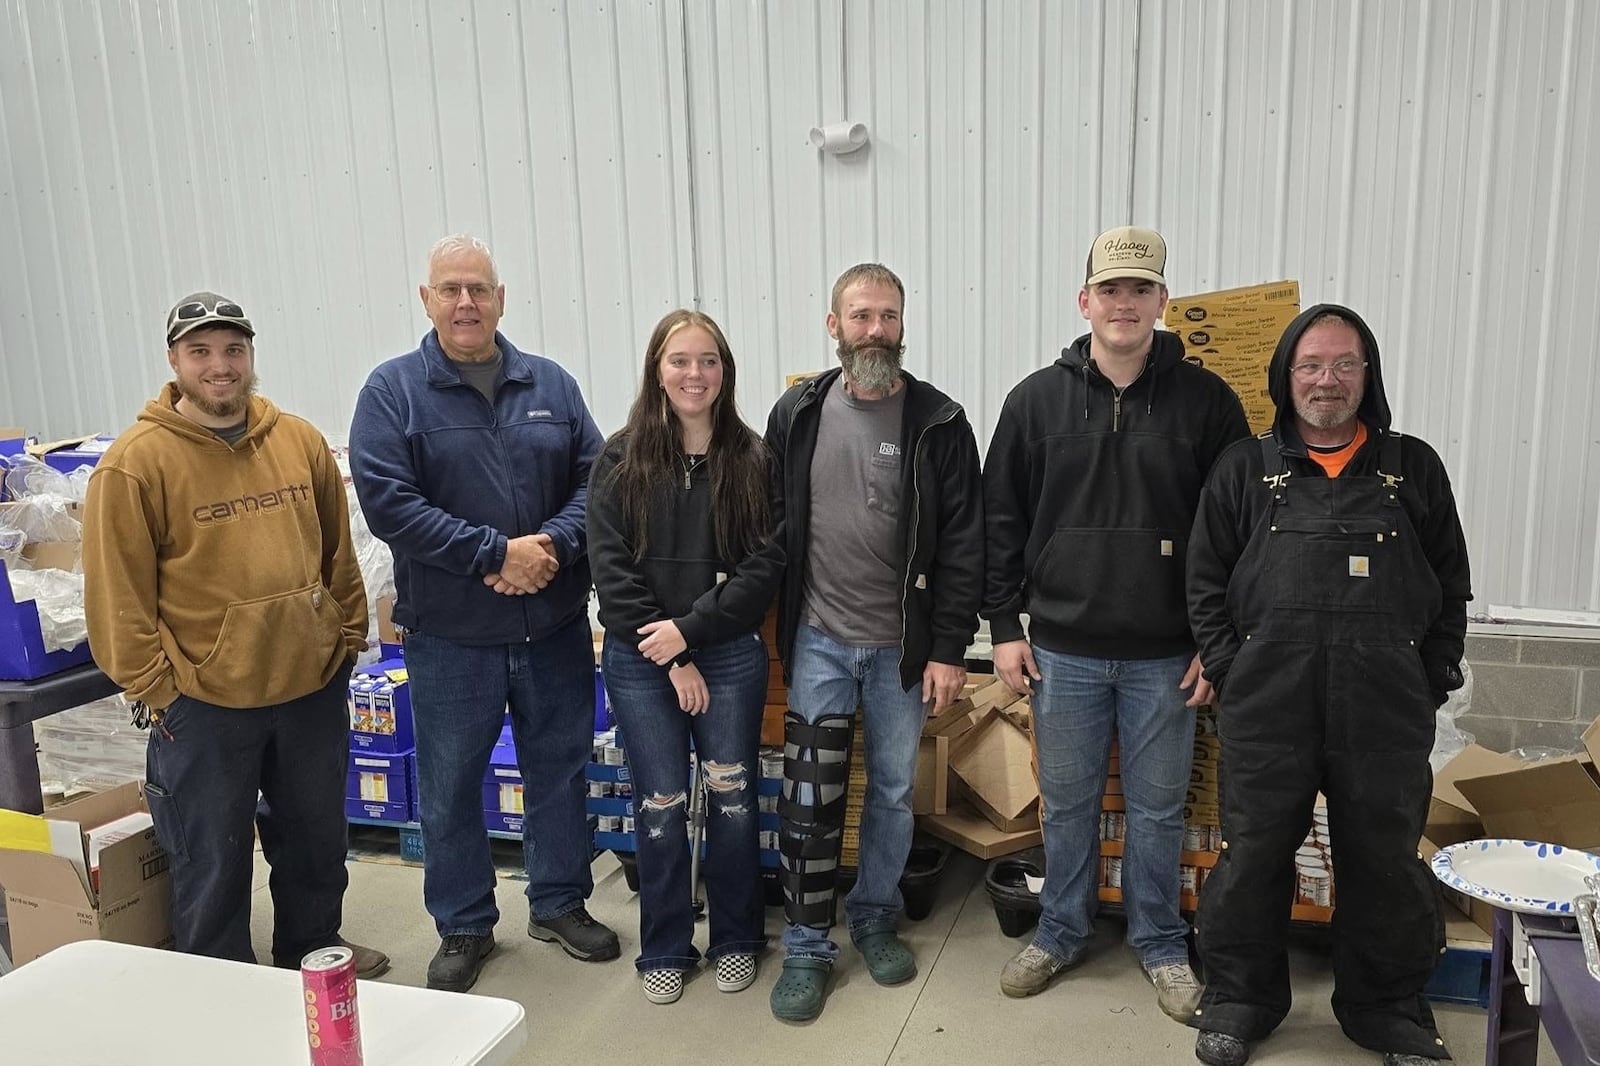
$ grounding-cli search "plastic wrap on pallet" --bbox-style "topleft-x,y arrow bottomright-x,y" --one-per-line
35,694 -> 147,793
330,441 -> 395,666
6,568 -> 87,652
2,455 -> 90,505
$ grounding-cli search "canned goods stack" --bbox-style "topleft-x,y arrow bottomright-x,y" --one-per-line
1098,703 -> 1226,912
1293,806 -> 1335,910
586,728 -> 638,857
757,745 -> 783,872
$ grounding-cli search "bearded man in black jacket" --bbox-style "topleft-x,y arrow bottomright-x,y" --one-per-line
1186,304 -> 1471,1066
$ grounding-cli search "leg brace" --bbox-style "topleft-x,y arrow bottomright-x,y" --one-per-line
778,712 -> 854,929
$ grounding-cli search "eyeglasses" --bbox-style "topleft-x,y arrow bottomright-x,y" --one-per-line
168,298 -> 247,329
428,283 -> 496,303
1289,359 -> 1366,381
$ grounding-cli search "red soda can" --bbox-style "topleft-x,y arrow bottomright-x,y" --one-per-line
301,945 -> 364,1066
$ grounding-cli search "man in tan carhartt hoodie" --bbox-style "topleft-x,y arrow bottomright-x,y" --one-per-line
83,292 -> 386,976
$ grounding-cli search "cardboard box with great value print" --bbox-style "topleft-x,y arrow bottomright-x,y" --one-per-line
0,782 -> 173,965
1452,720 -> 1600,851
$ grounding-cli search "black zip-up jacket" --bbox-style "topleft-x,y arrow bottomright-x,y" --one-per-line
587,433 -> 783,659
1187,303 -> 1472,702
765,368 -> 984,690
983,330 -> 1250,658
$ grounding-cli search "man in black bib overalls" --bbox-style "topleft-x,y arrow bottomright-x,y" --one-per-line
1185,304 -> 1472,1066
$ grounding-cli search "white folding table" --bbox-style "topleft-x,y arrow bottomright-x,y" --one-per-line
0,939 -> 528,1065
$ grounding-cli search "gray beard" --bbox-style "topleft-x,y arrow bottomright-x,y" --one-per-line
840,347 -> 902,395
1294,393 -> 1360,430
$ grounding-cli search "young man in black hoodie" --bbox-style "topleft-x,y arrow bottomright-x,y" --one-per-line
1185,305 -> 1470,1066
983,227 -> 1249,1015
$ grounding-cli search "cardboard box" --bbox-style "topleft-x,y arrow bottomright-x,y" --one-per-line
346,749 -> 414,822
1454,722 -> 1600,850
918,800 -> 1041,859
1163,280 -> 1301,434
0,782 -> 173,965
1425,743 -> 1523,847
25,434 -> 114,475
375,593 -> 403,659
912,735 -> 949,815
948,706 -> 1040,831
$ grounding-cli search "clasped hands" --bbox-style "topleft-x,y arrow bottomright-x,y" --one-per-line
484,533 -> 560,595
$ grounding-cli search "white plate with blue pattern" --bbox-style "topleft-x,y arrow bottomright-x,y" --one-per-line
1431,839 -> 1600,915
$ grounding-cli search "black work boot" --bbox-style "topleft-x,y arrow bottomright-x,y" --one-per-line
527,906 -> 621,961
1195,1030 -> 1251,1066
426,932 -> 496,992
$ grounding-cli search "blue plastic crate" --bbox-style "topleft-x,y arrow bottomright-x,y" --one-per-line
1424,946 -> 1490,1008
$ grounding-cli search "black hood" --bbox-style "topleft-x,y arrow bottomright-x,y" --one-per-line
1054,328 -> 1189,420
1268,302 -> 1392,446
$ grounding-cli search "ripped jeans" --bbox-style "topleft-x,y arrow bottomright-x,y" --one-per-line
602,630 -> 769,971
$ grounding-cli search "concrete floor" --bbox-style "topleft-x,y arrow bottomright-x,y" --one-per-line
251,848 -> 1524,1065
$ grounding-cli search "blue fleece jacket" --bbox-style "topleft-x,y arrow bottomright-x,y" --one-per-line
349,331 -> 603,645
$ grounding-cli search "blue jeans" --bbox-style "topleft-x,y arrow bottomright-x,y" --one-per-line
782,624 -> 926,963
603,631 -> 768,972
144,663 -> 353,965
405,616 -> 595,937
1031,647 -> 1194,969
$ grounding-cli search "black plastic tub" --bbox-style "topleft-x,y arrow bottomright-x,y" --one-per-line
985,847 -> 1045,937
900,836 -> 952,921
613,850 -> 641,893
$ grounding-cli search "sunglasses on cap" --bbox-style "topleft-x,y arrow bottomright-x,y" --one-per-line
166,294 -> 253,344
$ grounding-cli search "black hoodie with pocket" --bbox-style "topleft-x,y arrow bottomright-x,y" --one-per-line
983,329 -> 1251,658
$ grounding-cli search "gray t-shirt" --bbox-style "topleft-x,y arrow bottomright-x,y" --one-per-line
210,420 -> 249,446
455,350 -> 504,404
801,376 -> 906,647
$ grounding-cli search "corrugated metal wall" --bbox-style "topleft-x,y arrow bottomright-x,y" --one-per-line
3,0 -> 1598,614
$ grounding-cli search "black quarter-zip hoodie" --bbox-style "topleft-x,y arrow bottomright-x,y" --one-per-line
983,329 -> 1251,658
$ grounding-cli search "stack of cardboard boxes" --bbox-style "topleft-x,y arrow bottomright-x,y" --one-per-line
1423,720 -> 1600,934
0,782 -> 174,965
916,676 -> 1044,860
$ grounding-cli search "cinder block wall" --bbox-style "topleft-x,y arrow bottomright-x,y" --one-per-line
1460,633 -> 1600,754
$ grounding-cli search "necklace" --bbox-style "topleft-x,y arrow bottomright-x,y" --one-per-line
679,452 -> 705,489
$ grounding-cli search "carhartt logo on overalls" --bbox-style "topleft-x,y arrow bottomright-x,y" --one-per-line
1349,556 -> 1370,578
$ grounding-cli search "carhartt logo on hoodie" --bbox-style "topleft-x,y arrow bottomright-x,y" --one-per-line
192,483 -> 313,526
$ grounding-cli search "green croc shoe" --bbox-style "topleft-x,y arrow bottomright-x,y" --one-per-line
854,930 -> 917,985
770,958 -> 832,1022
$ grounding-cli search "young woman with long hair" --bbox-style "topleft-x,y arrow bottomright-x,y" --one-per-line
587,309 -> 781,1005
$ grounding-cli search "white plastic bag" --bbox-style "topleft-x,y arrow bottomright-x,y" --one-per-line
7,567 -> 87,651
1429,660 -> 1475,773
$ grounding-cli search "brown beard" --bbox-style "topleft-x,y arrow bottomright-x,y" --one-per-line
177,370 -> 258,420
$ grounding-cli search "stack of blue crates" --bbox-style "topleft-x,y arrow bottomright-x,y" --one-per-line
587,729 -> 782,872
345,657 -> 416,823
